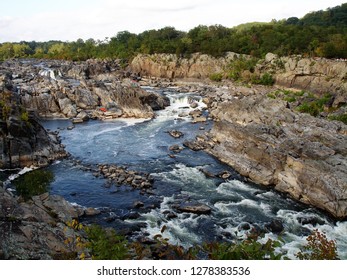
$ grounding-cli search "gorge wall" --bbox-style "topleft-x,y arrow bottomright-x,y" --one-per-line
131,52 -> 347,99
0,89 -> 66,169
206,94 -> 347,219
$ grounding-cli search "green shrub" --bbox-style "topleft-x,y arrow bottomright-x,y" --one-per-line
328,114 -> 347,124
203,234 -> 283,260
85,225 -> 129,260
209,72 -> 223,82
227,57 -> 259,81
20,111 -> 29,122
297,102 -> 320,116
258,72 -> 275,85
296,93 -> 333,117
296,230 -> 339,260
13,169 -> 54,200
284,96 -> 296,102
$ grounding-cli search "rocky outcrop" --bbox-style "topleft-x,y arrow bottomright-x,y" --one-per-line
257,53 -> 347,98
206,94 -> 347,219
97,164 -> 154,194
131,52 -> 243,79
0,91 -> 67,169
1,59 -> 169,120
131,52 -> 347,99
0,186 -> 91,259
177,202 -> 212,215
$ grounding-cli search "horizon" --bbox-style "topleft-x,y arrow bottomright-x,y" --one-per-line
0,0 -> 345,43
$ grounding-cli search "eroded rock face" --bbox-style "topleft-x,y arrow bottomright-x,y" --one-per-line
207,95 -> 347,218
0,187 -> 88,259
131,52 -> 244,79
0,100 -> 67,169
131,52 -> 347,101
257,53 -> 347,98
1,59 -> 169,121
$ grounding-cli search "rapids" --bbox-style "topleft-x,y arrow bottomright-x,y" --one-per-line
25,87 -> 347,259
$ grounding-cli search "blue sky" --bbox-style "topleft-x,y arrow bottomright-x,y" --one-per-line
0,0 -> 344,42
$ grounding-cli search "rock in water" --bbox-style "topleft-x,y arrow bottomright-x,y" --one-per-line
177,203 -> 212,215
167,130 -> 184,138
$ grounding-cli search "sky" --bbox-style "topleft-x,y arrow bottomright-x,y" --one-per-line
0,0 -> 344,42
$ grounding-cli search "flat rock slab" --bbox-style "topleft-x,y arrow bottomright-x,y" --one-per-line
177,203 -> 212,215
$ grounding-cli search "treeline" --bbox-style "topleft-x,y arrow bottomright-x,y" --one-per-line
0,3 -> 346,61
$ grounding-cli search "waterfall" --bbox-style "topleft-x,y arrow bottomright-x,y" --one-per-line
39,69 -> 62,80
156,92 -> 206,120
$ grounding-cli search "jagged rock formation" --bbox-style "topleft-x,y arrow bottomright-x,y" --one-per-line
1,59 -> 169,120
131,52 -> 347,100
0,185 -> 91,259
257,53 -> 347,100
0,90 -> 67,169
131,52 -> 244,79
206,94 -> 347,219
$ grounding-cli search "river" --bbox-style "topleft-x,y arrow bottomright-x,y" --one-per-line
39,87 -> 347,259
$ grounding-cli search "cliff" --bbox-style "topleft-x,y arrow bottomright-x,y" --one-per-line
131,53 -> 347,100
131,52 -> 245,79
258,53 -> 347,99
0,91 -> 66,169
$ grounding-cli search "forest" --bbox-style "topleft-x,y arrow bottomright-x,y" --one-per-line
0,3 -> 346,61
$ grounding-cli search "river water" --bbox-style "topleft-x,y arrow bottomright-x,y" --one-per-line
39,87 -> 346,259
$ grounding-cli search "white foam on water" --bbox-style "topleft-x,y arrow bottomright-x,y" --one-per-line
155,92 -> 206,121
109,117 -> 151,127
7,166 -> 37,182
153,163 -> 216,192
220,179 -> 259,193
216,180 -> 256,199
230,198 -> 259,208
214,201 -> 235,214
256,191 -> 277,199
259,202 -> 273,214
91,125 -> 124,137
141,196 -> 202,247
276,209 -> 305,231
39,69 -> 62,80
276,209 -> 347,259
213,198 -> 265,216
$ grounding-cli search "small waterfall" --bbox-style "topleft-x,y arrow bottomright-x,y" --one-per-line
39,69 -> 62,80
156,92 -> 206,120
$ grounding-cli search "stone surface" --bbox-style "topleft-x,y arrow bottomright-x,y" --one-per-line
0,91 -> 67,169
168,130 -> 184,138
131,52 -> 244,79
1,59 -> 169,121
131,52 -> 346,101
0,186 -> 87,259
177,202 -> 212,215
207,94 -> 347,218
